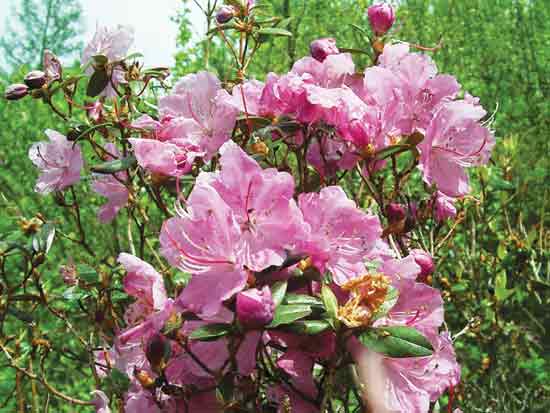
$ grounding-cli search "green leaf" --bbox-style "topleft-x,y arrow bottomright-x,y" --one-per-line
270,281 -> 288,308
374,144 -> 410,161
87,69 -> 110,97
321,285 -> 339,323
189,323 -> 232,341
357,326 -> 434,358
268,304 -> 312,328
76,264 -> 97,283
62,286 -> 85,301
371,286 -> 399,320
32,223 -> 55,254
495,271 -> 514,302
91,155 -> 137,174
284,293 -> 323,308
287,320 -> 331,335
92,54 -> 108,67
216,373 -> 235,403
124,52 -> 144,61
257,27 -> 293,37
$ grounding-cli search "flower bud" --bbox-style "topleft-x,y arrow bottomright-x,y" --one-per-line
367,3 -> 395,36
410,249 -> 435,280
385,202 -> 406,223
60,261 -> 78,286
43,49 -> 62,82
309,38 -> 339,62
145,333 -> 172,372
216,5 -> 235,24
236,286 -> 275,329
24,70 -> 47,89
4,83 -> 29,101
434,192 -> 457,222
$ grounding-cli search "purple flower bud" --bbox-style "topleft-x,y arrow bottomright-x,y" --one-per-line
309,38 -> 339,62
216,5 -> 235,24
236,286 -> 275,329
43,49 -> 62,82
367,3 -> 395,36
386,202 -> 406,222
410,249 -> 435,279
24,70 -> 47,89
59,261 -> 78,286
4,83 -> 29,101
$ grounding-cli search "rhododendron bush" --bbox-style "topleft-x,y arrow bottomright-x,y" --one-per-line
2,2 -> 496,412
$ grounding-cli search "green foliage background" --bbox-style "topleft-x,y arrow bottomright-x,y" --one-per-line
0,0 -> 549,411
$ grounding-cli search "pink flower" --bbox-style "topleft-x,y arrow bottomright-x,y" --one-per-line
91,390 -> 111,413
374,43 -> 461,135
160,141 -> 306,316
129,72 -> 238,177
161,71 -> 238,158
434,191 -> 458,221
91,143 -> 129,223
309,38 -> 339,62
82,25 -> 134,97
118,253 -> 167,311
298,186 -> 382,284
409,249 -> 435,279
228,80 -> 264,115
236,286 -> 275,329
306,134 -> 359,179
28,129 -> 83,194
419,100 -> 494,197
124,388 -> 161,413
368,3 -> 396,35
383,332 -> 460,411
116,254 -> 174,346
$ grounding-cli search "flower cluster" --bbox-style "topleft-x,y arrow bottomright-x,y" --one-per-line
4,3 -> 495,412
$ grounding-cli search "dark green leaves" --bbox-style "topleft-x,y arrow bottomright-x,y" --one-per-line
374,144 -> 411,161
257,27 -> 293,37
267,304 -> 312,328
86,69 -> 109,97
287,320 -> 331,335
189,323 -> 232,341
357,326 -> 434,358
91,155 -> 137,174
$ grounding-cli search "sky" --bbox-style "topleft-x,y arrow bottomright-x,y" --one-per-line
0,0 -> 203,67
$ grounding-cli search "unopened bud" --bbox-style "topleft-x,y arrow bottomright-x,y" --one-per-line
367,3 -> 395,36
410,249 -> 435,281
236,286 -> 275,330
24,70 -> 47,89
4,83 -> 29,101
386,203 -> 406,223
216,5 -> 235,24
43,49 -> 62,82
60,260 -> 78,286
309,38 -> 339,62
